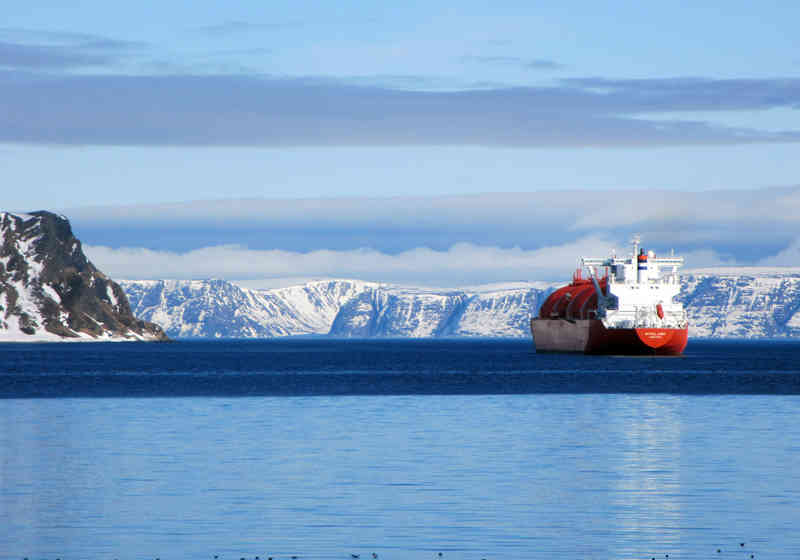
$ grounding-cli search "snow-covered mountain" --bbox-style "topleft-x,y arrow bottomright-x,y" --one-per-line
121,279 -> 374,338
121,271 -> 800,340
121,279 -> 549,339
0,212 -> 167,342
680,269 -> 800,338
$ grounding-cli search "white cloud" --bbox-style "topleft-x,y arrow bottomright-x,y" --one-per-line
681,248 -> 739,270
62,188 -> 800,277
85,237 -> 623,287
758,237 -> 800,266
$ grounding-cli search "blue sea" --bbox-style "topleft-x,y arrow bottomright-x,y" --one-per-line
1,339 -> 800,560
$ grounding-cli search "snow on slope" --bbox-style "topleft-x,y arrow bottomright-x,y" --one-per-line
121,279 -> 549,339
269,280 -> 378,334
680,271 -> 800,338
1,211 -> 167,342
453,288 -> 543,338
121,270 -> 800,340
122,279 -> 376,338
0,228 -> 64,341
328,288 -> 468,337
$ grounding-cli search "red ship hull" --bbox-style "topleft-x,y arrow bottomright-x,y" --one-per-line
531,318 -> 688,355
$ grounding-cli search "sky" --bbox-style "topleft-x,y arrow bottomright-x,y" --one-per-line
2,1 -> 800,286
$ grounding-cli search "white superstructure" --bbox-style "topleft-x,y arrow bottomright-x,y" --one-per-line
581,236 -> 688,330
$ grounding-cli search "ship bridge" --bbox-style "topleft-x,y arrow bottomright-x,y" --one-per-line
581,236 -> 683,287
578,237 -> 687,329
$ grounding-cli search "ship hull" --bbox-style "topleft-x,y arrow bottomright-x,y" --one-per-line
531,318 -> 688,355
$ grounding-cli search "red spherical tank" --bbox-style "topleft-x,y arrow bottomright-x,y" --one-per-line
539,273 -> 608,321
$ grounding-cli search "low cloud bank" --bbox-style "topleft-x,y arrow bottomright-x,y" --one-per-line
85,237 -> 748,287
68,188 -> 800,264
759,238 -> 800,267
86,238 -> 614,286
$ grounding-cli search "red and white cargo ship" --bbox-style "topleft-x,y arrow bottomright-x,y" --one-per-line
531,237 -> 688,355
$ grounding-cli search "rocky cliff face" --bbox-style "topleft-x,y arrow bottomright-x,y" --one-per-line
0,211 -> 168,342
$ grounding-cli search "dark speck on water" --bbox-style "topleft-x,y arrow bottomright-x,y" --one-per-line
1,339 -> 799,559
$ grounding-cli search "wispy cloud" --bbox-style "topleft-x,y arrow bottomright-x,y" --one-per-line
0,41 -> 112,69
1,26 -> 799,147
3,73 -> 800,146
460,55 -> 564,70
204,47 -> 274,57
562,76 -> 800,113
525,59 -> 563,70
196,21 -> 303,37
0,28 -> 143,50
0,28 -> 144,70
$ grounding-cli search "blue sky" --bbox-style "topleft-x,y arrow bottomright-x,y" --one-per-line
2,1 -> 800,284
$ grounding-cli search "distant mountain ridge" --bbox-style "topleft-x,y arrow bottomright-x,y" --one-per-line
0,211 -> 167,342
121,279 -> 546,339
681,270 -> 800,338
121,272 -> 800,339
121,279 -> 373,338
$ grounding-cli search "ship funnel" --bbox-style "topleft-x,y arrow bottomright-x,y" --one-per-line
631,234 -> 641,258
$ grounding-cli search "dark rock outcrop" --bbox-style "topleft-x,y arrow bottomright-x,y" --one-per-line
0,211 -> 168,341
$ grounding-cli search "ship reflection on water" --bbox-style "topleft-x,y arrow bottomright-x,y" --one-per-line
609,397 -> 684,559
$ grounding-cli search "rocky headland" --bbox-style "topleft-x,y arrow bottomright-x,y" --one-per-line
0,211 -> 168,342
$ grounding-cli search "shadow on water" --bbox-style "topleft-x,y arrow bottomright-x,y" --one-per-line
1,339 -> 800,397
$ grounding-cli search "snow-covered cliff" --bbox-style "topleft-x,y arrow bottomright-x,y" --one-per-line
121,279 -> 374,338
680,269 -> 800,338
121,279 -> 549,339
0,211 -> 168,342
121,271 -> 800,340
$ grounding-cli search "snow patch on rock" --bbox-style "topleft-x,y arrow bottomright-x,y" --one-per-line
1,211 -> 167,342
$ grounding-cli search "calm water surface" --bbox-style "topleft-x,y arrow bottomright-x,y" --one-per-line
1,340 -> 800,559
